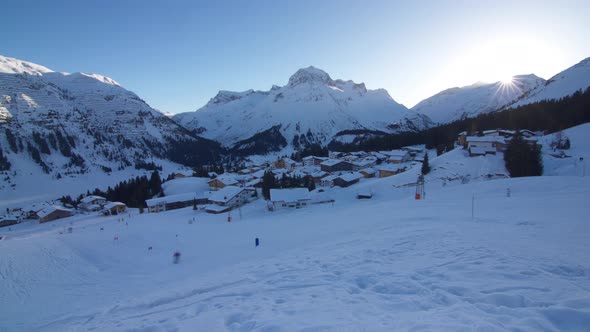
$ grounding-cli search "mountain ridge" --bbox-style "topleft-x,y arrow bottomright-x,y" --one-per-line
0,54 -> 221,201
411,74 -> 546,124
174,66 -> 431,151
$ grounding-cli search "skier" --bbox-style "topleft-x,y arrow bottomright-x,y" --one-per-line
173,251 -> 181,264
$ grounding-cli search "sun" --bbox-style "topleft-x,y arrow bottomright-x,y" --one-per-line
501,76 -> 514,85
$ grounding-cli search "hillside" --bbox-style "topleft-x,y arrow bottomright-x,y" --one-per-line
412,75 -> 545,124
174,67 -> 431,153
508,57 -> 590,108
0,55 -> 221,206
1,165 -> 588,331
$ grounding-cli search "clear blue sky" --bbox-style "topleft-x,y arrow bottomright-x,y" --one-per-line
2,0 -> 589,113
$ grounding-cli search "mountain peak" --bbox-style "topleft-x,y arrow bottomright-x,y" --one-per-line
0,55 -> 53,75
288,66 -> 333,87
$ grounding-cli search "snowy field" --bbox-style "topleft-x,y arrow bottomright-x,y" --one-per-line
1,173 -> 590,331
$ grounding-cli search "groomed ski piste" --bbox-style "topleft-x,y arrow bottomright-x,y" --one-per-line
2,125 -> 590,331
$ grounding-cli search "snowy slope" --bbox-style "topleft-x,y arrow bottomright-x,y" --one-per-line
174,67 -> 431,148
1,172 -> 589,331
0,55 -> 219,206
538,122 -> 590,176
509,57 -> 590,108
412,75 -> 545,124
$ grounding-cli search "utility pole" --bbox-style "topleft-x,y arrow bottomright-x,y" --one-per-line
471,194 -> 475,220
238,194 -> 244,220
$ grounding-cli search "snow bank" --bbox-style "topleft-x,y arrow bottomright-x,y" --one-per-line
1,174 -> 589,331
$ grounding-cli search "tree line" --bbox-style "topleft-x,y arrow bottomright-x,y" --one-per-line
60,170 -> 163,209
330,87 -> 590,154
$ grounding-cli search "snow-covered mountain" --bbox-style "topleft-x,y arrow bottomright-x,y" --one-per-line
0,55 -> 220,199
412,75 -> 546,124
507,57 -> 590,108
174,67 -> 431,152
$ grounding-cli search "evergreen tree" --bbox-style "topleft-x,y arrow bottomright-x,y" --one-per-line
504,134 -> 543,177
149,170 -> 162,196
261,170 -> 278,200
308,178 -> 316,191
421,153 -> 431,175
0,147 -> 10,171
5,129 -> 18,153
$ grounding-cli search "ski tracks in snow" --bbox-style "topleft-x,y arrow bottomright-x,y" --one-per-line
50,223 -> 590,331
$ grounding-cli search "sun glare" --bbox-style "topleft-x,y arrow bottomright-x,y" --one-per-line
502,76 -> 514,85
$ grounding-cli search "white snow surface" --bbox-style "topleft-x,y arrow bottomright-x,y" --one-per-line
412,75 -> 545,124
539,123 -> 590,176
0,55 -> 53,76
509,57 -> 590,108
174,66 -> 430,147
2,146 -> 590,331
162,177 -> 211,196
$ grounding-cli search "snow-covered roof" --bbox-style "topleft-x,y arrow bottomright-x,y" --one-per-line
235,174 -> 254,182
173,170 -> 193,177
311,170 -> 329,178
387,155 -> 405,161
203,204 -> 231,213
359,167 -> 376,175
524,137 -> 540,143
357,188 -> 373,196
85,204 -> 102,211
378,164 -> 406,172
320,159 -> 344,167
1,214 -> 19,221
370,152 -> 387,159
270,188 -> 311,202
145,193 -> 197,207
104,202 -> 126,209
251,169 -> 266,178
22,202 -> 50,213
381,149 -> 408,157
302,155 -> 327,161
281,158 -> 297,164
297,166 -> 320,174
338,172 -> 363,182
245,178 -> 262,187
80,195 -> 106,204
209,186 -> 253,204
37,206 -> 72,219
352,157 -> 377,167
209,175 -> 238,186
466,136 -> 506,143
321,175 -> 339,182
402,146 -> 424,152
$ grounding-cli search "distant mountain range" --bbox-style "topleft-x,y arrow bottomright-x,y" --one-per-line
411,57 -> 590,124
1,54 -> 588,199
507,57 -> 590,108
174,66 -> 431,153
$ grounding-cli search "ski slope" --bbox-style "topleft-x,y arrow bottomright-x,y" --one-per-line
1,168 -> 590,331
